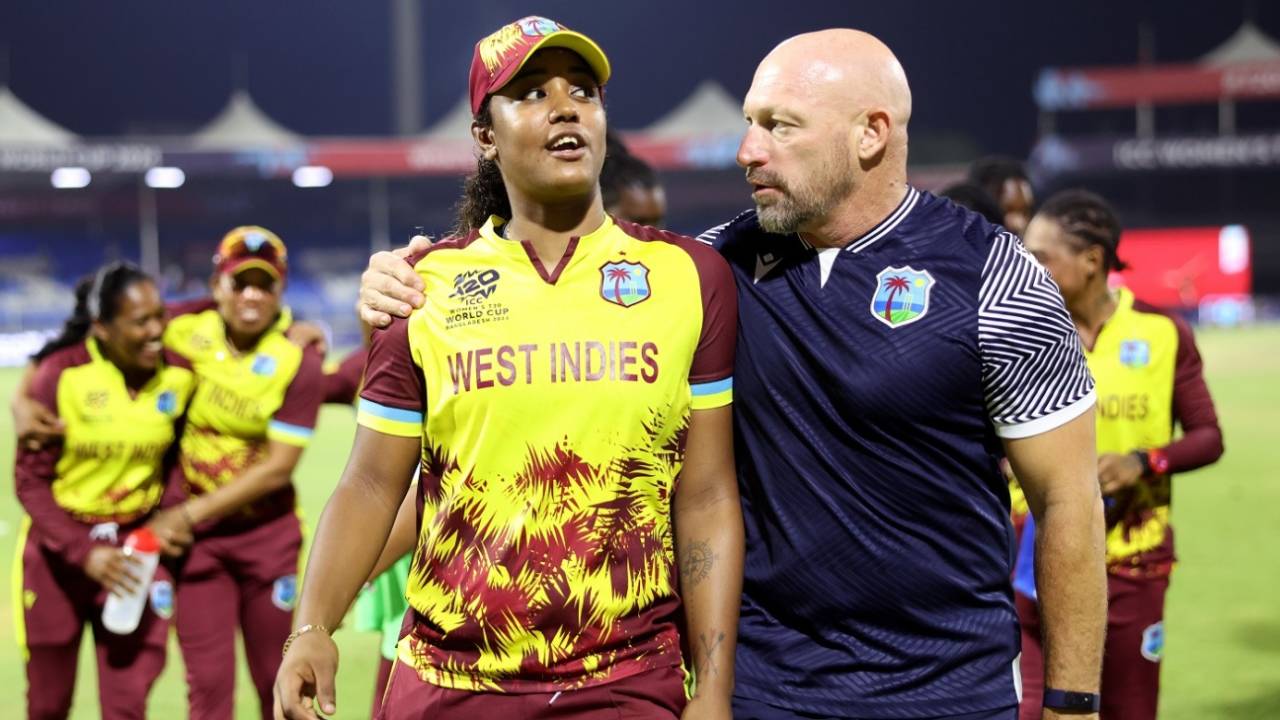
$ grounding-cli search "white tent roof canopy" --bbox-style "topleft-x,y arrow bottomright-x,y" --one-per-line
1200,22 -> 1280,66
642,80 -> 744,138
191,89 -> 302,148
422,97 -> 474,141
0,86 -> 77,145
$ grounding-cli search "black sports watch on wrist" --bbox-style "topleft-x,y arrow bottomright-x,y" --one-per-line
1043,688 -> 1101,713
1132,449 -> 1152,476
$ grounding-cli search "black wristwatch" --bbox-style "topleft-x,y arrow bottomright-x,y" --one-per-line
1133,449 -> 1152,476
1043,688 -> 1101,714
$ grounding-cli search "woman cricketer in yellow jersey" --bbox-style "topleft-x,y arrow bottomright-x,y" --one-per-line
1017,190 -> 1224,720
145,227 -> 325,720
276,16 -> 743,720
14,262 -> 196,720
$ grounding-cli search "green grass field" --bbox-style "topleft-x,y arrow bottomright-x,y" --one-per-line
1,326 -> 1278,718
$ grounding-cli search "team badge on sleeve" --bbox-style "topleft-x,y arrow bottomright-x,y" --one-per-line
150,580 -> 175,620
870,266 -> 935,328
272,574 -> 298,611
600,261 -> 651,308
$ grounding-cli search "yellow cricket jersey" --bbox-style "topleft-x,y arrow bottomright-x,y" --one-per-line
163,306 -> 323,524
1008,288 -> 1221,582
358,215 -> 737,692
1086,287 -> 1220,576
14,339 -> 194,562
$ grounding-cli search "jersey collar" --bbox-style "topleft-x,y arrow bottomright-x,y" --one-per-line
792,185 -> 919,254
481,214 -> 615,285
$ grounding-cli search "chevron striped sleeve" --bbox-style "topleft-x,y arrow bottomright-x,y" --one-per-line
978,232 -> 1096,438
696,209 -> 755,249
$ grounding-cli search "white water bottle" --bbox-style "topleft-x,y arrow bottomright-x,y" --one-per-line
102,528 -> 161,635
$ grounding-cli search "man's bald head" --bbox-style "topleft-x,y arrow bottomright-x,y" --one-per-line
755,29 -> 912,131
737,29 -> 913,241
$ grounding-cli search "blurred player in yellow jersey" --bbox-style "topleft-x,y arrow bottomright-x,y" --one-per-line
146,226 -> 325,720
14,262 -> 195,719
1017,190 -> 1224,720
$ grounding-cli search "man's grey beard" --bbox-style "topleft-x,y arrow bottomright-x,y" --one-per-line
756,194 -> 822,235
753,152 -> 856,235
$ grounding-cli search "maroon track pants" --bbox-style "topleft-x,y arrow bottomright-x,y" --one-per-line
18,530 -> 172,720
1018,573 -> 1169,720
175,511 -> 302,720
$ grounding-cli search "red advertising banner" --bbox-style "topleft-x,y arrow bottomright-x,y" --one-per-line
1111,225 -> 1252,308
1035,60 -> 1280,110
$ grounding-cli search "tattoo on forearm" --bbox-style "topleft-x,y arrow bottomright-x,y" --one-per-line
698,630 -> 725,678
679,539 -> 716,589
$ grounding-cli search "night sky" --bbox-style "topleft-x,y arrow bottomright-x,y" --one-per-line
2,1 -> 1277,156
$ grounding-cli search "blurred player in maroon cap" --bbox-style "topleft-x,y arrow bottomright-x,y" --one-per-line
144,226 -> 325,720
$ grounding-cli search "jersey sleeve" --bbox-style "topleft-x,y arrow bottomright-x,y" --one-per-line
15,349 -> 95,566
323,347 -> 369,405
978,232 -> 1096,438
357,316 -> 426,437
686,242 -> 738,410
1162,315 -> 1224,472
267,346 -> 324,447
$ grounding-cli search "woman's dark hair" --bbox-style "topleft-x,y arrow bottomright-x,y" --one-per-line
1036,189 -> 1128,272
453,100 -> 512,235
967,155 -> 1030,200
34,261 -> 152,362
938,181 -> 1003,225
600,132 -> 658,209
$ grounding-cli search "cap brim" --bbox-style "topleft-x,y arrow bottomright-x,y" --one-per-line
499,30 -> 612,95
222,257 -> 283,281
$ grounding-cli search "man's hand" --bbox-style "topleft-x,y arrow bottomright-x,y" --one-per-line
285,322 -> 329,355
1097,452 -> 1143,496
273,632 -> 339,720
83,546 -> 140,596
13,394 -> 64,451
145,506 -> 194,557
357,236 -> 432,328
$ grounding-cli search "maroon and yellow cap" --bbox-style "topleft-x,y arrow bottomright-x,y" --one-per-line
468,16 -> 611,116
213,226 -> 288,281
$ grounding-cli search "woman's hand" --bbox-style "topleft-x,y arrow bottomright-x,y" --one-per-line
83,545 -> 140,596
12,393 -> 64,451
146,506 -> 195,557
273,631 -> 339,720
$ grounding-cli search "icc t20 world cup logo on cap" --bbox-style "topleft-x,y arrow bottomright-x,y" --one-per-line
870,266 -> 935,328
